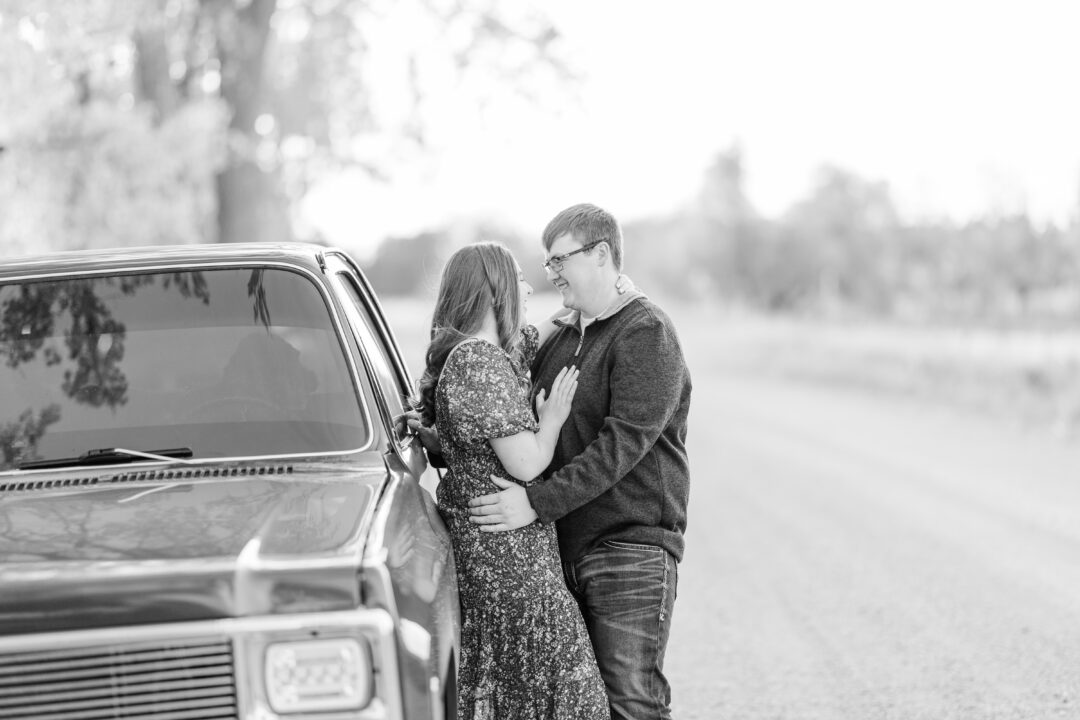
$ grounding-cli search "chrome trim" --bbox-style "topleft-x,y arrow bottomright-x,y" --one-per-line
325,250 -> 417,391
0,259 -> 380,471
323,260 -> 409,454
362,474 -> 398,568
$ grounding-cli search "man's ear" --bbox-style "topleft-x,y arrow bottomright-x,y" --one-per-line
595,241 -> 611,266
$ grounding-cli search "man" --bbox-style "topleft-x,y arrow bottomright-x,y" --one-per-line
468,203 -> 692,720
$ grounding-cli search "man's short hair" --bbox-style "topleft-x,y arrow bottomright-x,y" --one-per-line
542,203 -> 623,271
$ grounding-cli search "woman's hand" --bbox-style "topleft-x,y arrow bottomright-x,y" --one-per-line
396,409 -> 443,454
490,366 -> 577,482
535,365 -> 579,427
615,273 -> 637,295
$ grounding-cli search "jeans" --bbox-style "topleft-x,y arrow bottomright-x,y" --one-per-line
564,541 -> 678,720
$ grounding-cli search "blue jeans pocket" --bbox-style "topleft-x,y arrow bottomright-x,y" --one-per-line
602,539 -> 665,554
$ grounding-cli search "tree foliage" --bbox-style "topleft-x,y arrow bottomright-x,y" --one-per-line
622,145 -> 1080,326
0,2 -> 226,252
1,0 -> 572,250
362,219 -> 544,297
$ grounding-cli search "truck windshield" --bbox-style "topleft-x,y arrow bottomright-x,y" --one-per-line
0,267 -> 370,471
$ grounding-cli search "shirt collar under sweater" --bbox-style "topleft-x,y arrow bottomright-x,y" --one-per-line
552,289 -> 648,329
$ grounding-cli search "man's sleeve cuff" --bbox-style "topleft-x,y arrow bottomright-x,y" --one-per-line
525,483 -> 561,524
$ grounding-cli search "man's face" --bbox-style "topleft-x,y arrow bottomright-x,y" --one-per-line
543,233 -> 598,311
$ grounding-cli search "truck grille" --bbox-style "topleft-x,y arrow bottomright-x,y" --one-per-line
0,638 -> 238,720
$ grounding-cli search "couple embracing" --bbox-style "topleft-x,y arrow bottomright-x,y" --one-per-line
411,203 -> 692,720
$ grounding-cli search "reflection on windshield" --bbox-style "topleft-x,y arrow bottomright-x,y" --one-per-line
1,406 -> 61,469
0,268 -> 369,470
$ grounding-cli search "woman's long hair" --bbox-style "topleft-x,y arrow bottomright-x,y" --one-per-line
415,242 -> 524,426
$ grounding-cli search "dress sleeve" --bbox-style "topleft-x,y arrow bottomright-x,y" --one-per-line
442,342 -> 537,448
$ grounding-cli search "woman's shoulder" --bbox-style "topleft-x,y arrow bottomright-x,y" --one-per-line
439,338 -> 524,410
443,337 -> 509,373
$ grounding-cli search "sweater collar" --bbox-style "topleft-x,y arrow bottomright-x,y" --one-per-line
553,289 -> 646,328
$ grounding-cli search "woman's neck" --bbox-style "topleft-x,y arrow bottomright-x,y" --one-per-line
471,309 -> 500,346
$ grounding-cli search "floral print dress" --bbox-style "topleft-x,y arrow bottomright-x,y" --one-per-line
435,327 -> 608,720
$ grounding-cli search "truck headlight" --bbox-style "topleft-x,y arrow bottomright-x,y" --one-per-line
264,638 -> 373,714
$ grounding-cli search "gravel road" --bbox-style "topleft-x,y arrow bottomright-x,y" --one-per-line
667,366 -> 1080,719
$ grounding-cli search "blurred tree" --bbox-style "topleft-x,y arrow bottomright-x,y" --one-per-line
0,2 -> 226,252
364,229 -> 449,296
692,144 -> 758,298
629,152 -> 1078,323
950,216 -> 1077,322
693,144 -> 827,308
623,145 -> 761,301
1,0 -> 573,248
782,166 -> 900,314
996,218 -> 1073,317
634,145 -> 821,309
362,219 -> 542,297
0,405 -> 61,469
887,220 -> 957,321
621,215 -> 691,298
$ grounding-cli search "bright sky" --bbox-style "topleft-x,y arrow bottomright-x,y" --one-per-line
302,0 -> 1080,257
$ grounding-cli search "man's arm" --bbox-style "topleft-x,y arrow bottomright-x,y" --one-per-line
469,316 -> 687,530
468,476 -> 538,530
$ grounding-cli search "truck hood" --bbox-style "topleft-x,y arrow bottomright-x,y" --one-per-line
0,458 -> 388,634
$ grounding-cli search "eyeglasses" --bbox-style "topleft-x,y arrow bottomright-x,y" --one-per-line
542,242 -> 601,272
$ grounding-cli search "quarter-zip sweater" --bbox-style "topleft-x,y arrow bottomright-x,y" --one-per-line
526,292 -> 691,563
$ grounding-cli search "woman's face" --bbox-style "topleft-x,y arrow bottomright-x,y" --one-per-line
516,263 -> 533,322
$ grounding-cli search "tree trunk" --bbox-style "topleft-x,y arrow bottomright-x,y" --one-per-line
210,0 -> 290,243
133,17 -> 179,122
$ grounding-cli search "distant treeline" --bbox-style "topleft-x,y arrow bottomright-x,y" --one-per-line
364,150 -> 1080,328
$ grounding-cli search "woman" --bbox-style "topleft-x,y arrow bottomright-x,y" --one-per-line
415,243 -> 608,720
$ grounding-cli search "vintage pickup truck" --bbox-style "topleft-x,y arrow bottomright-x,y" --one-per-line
0,243 -> 458,720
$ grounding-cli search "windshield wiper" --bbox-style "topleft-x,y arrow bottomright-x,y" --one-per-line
17,447 -> 194,471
